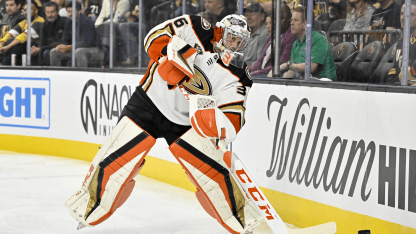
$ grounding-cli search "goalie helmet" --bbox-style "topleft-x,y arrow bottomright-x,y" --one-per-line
214,14 -> 251,68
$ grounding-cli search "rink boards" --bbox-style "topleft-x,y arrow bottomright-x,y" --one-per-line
0,69 -> 415,234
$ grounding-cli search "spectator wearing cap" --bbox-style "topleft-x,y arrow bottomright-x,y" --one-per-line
50,1 -> 104,67
243,2 -> 268,66
250,3 -> 296,76
280,6 -> 336,80
32,1 -> 66,65
0,0 -> 45,65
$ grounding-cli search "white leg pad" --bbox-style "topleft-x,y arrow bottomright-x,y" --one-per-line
169,128 -> 264,234
64,117 -> 155,227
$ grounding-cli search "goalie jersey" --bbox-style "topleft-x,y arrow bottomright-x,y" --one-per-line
142,14 -> 252,134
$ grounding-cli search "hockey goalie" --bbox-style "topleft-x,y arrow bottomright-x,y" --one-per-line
65,14 -> 281,233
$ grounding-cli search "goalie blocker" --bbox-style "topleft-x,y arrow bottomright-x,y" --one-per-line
65,88 -> 269,233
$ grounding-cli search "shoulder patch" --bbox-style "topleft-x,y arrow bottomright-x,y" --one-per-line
201,17 -> 211,30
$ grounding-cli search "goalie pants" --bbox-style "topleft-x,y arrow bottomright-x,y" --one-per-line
120,86 -> 191,145
85,86 -> 250,233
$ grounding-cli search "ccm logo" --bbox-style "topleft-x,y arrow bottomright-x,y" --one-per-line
82,164 -> 95,187
236,168 -> 276,220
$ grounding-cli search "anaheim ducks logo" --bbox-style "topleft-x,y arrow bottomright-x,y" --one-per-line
183,66 -> 212,95
368,43 -> 376,56
337,44 -> 345,57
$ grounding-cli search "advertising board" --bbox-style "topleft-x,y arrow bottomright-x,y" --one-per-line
232,84 -> 416,229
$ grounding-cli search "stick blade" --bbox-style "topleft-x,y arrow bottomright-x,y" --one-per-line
286,222 -> 336,234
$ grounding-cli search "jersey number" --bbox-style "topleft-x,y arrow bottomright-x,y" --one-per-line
174,18 -> 189,28
237,86 -> 247,96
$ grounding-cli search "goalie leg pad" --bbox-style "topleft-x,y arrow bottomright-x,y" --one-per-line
65,116 -> 156,227
169,128 -> 250,234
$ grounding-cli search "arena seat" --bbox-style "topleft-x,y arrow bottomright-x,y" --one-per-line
348,41 -> 385,83
327,19 -> 346,46
331,42 -> 358,82
368,42 -> 398,84
317,13 -> 331,32
314,20 -> 323,32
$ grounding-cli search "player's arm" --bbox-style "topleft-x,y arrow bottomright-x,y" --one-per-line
144,14 -> 194,62
145,15 -> 198,87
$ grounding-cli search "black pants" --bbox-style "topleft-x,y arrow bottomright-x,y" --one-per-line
2,42 -> 40,66
120,86 -> 191,145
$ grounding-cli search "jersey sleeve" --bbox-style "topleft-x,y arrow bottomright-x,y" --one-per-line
215,65 -> 252,135
144,15 -> 210,62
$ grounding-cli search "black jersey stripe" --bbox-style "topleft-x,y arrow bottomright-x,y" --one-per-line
189,15 -> 215,53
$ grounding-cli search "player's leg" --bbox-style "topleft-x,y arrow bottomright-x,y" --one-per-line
65,116 -> 156,227
169,128 -> 261,234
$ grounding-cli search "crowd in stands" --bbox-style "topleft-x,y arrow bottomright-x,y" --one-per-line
0,0 -> 413,85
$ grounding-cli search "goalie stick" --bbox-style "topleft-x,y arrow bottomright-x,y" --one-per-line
222,151 -> 337,234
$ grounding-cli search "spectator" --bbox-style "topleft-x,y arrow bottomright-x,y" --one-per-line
51,0 -> 67,17
94,0 -> 129,26
328,0 -> 348,22
386,1 -> 416,85
50,1 -> 104,67
0,0 -> 44,65
174,0 -> 199,16
243,2 -> 268,66
250,3 -> 296,76
0,0 -> 25,39
199,0 -> 235,26
83,0 -> 101,22
118,0 -> 147,65
370,0 -> 401,30
0,0 -> 6,23
280,6 -> 336,80
117,2 -> 161,66
0,0 -> 24,64
33,1 -> 66,65
343,0 -> 375,31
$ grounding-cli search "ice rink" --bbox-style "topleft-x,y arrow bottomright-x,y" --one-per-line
0,151 -> 229,234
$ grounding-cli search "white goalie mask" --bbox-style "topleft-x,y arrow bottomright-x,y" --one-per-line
215,14 -> 251,68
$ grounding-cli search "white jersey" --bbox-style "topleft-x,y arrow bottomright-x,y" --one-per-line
142,15 -> 252,134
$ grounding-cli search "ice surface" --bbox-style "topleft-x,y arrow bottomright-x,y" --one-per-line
0,151 -> 229,234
